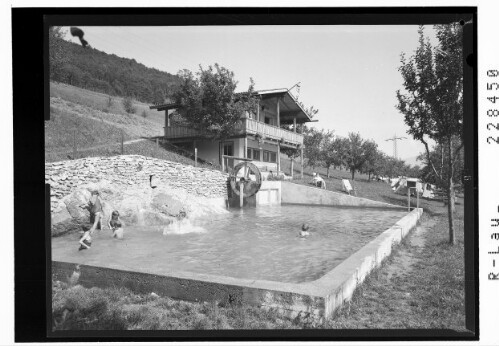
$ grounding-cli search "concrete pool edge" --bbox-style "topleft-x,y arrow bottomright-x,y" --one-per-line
280,181 -> 406,209
52,208 -> 423,319
310,207 -> 423,317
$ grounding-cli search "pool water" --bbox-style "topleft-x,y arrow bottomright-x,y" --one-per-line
52,205 -> 407,283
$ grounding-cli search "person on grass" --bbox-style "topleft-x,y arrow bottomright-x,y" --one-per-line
311,173 -> 327,189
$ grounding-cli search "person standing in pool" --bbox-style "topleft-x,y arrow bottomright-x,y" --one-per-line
82,190 -> 103,234
108,210 -> 124,239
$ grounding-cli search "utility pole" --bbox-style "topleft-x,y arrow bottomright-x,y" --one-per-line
385,134 -> 407,159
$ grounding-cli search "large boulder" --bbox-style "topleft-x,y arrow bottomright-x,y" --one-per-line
51,203 -> 71,225
64,189 -> 91,221
151,192 -> 185,218
50,181 -> 228,236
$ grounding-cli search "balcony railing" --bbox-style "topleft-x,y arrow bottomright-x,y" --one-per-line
241,118 -> 303,145
164,118 -> 304,146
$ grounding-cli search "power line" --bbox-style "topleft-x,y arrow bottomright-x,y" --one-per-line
385,134 -> 407,159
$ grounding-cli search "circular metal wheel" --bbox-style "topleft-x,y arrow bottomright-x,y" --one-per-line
229,162 -> 262,198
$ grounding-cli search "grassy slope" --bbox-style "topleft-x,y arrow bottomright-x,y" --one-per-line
50,82 -> 164,125
46,83 -> 217,168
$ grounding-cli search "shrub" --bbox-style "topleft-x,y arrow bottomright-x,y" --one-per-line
106,95 -> 114,108
267,174 -> 285,181
122,96 -> 136,114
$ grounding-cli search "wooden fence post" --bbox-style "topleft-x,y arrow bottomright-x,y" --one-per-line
73,129 -> 77,159
240,181 -> 244,208
195,148 -> 198,167
407,188 -> 411,212
300,146 -> 304,179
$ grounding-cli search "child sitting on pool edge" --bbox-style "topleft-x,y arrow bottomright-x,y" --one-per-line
108,210 -> 124,239
78,225 -> 92,251
299,223 -> 311,237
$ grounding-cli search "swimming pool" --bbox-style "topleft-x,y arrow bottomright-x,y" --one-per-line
52,205 -> 407,283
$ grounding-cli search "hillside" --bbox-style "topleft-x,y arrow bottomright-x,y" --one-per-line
51,35 -> 179,104
50,82 -> 164,126
46,83 -> 215,169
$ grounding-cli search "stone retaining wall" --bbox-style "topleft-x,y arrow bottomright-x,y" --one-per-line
45,155 -> 228,212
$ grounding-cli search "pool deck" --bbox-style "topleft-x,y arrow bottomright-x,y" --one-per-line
52,208 -> 423,318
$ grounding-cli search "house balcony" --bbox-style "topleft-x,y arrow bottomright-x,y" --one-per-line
164,117 -> 304,147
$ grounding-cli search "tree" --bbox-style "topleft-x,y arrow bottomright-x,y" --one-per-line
396,24 -> 463,244
361,140 -> 379,181
281,147 -> 301,177
322,135 -> 345,178
49,26 -> 69,80
343,132 -> 368,181
122,95 -> 136,114
418,138 -> 464,189
172,64 -> 258,142
281,103 -> 318,177
303,128 -> 327,171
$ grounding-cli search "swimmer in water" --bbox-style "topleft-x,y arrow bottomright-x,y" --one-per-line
78,226 -> 92,250
108,210 -> 124,239
299,223 -> 311,237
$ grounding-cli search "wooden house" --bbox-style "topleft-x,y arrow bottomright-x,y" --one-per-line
150,88 -> 315,174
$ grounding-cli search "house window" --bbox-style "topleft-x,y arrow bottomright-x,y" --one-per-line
262,150 -> 277,163
223,142 -> 234,156
270,152 -> 277,163
247,148 -> 261,161
252,149 -> 260,161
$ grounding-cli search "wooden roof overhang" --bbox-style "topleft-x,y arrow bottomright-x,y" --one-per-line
255,89 -> 313,124
150,89 -> 316,124
149,102 -> 181,111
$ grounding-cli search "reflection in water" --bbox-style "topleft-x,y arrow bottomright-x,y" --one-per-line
163,219 -> 207,235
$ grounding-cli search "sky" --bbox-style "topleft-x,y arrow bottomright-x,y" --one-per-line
62,25 -> 439,163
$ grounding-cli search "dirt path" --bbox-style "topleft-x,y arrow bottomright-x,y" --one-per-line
383,218 -> 436,281
331,216 -> 442,328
